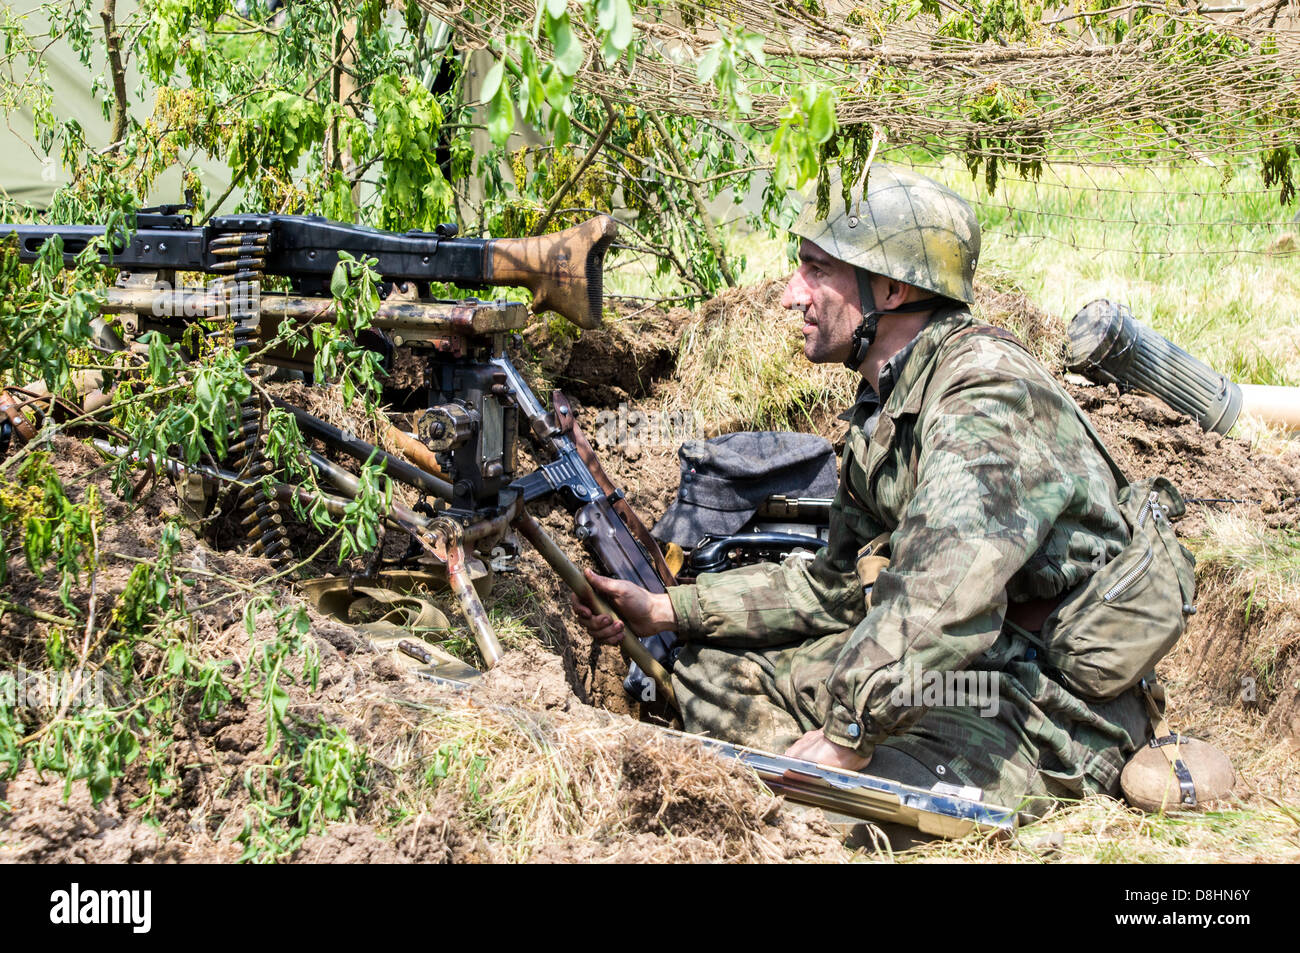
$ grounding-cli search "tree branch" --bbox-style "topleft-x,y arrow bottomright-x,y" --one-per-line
531,103 -> 618,236
648,111 -> 736,287
99,0 -> 129,151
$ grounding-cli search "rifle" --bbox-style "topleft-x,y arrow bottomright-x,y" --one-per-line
2,205 -> 679,705
386,666 -> 1017,839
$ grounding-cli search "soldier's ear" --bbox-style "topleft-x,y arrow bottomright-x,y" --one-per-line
866,275 -> 907,312
882,278 -> 912,310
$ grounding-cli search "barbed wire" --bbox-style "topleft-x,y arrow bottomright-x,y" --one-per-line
429,1 -> 1300,260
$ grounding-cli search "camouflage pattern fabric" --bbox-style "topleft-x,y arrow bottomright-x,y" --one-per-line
668,308 -> 1151,812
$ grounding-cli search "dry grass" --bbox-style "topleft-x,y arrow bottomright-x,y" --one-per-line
353,672 -> 1299,864
1175,515 -> 1300,724
898,665 -> 1300,863
356,688 -> 852,863
901,796 -> 1300,863
668,279 -> 858,434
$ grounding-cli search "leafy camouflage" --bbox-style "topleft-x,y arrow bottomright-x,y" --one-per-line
668,309 -> 1152,811
791,164 -> 981,304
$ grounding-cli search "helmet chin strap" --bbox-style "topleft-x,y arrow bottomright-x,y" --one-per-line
844,270 -> 882,371
844,269 -> 948,372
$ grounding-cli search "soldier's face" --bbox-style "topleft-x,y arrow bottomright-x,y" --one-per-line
782,241 -> 862,365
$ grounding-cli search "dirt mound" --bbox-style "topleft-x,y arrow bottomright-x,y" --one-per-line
975,284 -> 1069,371
525,300 -> 691,407
293,820 -> 455,864
525,731 -> 847,863
1070,383 -> 1300,534
0,431 -> 850,863
0,769 -> 235,863
473,640 -> 577,712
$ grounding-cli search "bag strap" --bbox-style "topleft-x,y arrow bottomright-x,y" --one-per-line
939,326 -> 1130,490
1139,676 -> 1198,808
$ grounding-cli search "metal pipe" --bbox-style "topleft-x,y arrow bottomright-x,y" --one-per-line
275,398 -> 453,500
439,526 -> 504,668
101,288 -> 526,334
381,423 -> 451,481
513,511 -> 678,711
307,446 -> 518,550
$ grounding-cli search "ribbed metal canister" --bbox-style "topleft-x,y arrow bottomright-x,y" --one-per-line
1067,299 -> 1242,435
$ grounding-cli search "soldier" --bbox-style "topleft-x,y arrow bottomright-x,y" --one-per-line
572,165 -> 1152,813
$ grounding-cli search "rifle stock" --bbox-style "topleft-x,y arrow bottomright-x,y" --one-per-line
487,215 -> 618,330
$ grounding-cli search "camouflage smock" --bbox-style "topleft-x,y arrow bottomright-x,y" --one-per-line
666,308 -> 1150,807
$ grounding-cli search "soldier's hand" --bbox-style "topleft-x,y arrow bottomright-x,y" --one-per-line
784,729 -> 872,773
570,569 -> 676,645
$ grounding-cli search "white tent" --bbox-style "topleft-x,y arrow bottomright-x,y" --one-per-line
1,1 -> 236,211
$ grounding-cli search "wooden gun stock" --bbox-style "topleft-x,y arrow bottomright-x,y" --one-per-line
486,215 -> 617,330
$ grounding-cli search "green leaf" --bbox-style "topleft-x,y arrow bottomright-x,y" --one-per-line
611,0 -> 633,49
697,45 -> 721,85
166,641 -> 187,676
480,59 -> 505,105
88,761 -> 112,804
117,729 -> 140,765
487,85 -> 515,146
809,89 -> 836,144
330,262 -> 348,299
546,0 -> 567,17
597,0 -> 616,31
550,17 -> 583,77
552,111 -> 572,148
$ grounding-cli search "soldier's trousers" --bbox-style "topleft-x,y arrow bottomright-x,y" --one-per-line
671,629 -> 1150,815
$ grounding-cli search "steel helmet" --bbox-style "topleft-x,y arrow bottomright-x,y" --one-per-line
791,164 -> 980,305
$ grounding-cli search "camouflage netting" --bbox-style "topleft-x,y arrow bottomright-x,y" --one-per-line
431,0 -> 1300,175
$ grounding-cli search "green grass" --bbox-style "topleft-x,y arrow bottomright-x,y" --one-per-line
948,161 -> 1300,387
896,797 -> 1300,864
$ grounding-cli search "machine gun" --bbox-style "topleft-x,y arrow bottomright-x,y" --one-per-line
3,205 -> 679,704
